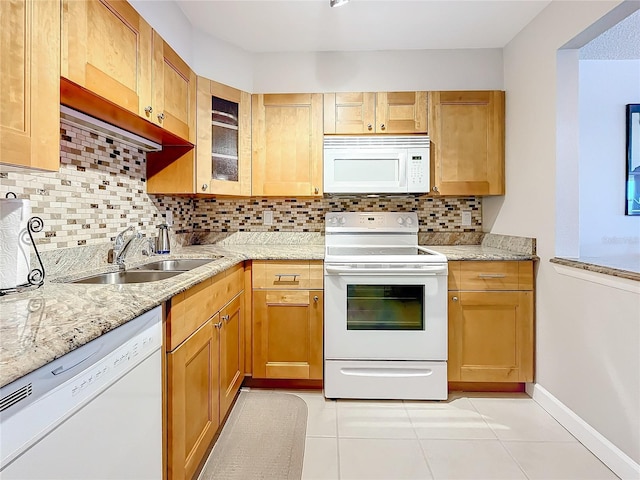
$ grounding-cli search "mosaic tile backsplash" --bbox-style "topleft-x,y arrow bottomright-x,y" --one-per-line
0,124 -> 482,252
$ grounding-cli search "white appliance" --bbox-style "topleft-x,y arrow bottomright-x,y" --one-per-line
0,306 -> 162,479
324,212 -> 448,400
323,135 -> 430,194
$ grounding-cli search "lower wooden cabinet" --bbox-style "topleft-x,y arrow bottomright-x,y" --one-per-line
252,260 -> 324,380
166,264 -> 245,480
448,261 -> 534,383
219,292 -> 244,418
167,317 -> 219,480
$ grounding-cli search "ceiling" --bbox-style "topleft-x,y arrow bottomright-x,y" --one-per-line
174,0 -> 552,53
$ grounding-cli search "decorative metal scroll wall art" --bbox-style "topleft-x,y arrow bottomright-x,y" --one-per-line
0,192 -> 46,296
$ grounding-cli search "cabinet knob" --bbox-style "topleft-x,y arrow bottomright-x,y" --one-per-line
452,296 -> 458,302
222,314 -> 230,322
367,124 -> 372,131
432,186 -> 439,193
214,321 -> 223,329
157,112 -> 165,122
313,295 -> 319,302
380,123 -> 386,130
144,105 -> 153,115
314,187 -> 319,194
202,184 -> 208,191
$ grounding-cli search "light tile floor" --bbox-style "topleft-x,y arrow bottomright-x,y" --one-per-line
282,390 -> 619,480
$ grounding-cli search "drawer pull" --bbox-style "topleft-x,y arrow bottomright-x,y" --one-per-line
478,274 -> 507,279
275,273 -> 300,281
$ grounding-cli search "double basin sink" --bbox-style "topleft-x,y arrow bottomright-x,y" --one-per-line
70,258 -> 216,285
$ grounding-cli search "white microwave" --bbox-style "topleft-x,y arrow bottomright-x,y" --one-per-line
323,135 -> 430,194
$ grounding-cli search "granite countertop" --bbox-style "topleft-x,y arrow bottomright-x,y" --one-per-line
550,255 -> 640,282
425,244 -> 537,261
0,233 -> 533,389
0,243 -> 323,389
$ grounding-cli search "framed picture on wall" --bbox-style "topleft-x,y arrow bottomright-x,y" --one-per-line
626,104 -> 640,216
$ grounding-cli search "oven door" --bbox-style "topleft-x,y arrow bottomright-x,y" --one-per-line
324,263 -> 447,361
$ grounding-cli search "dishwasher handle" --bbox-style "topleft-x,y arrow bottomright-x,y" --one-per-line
51,347 -> 101,376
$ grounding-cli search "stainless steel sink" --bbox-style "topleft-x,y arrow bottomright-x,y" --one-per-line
130,258 -> 215,271
70,270 -> 181,284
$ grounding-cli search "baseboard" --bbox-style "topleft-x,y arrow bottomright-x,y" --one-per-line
527,383 -> 640,480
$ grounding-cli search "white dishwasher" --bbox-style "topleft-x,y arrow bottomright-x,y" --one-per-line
0,306 -> 162,480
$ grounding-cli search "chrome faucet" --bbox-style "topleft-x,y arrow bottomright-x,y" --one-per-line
114,226 -> 141,267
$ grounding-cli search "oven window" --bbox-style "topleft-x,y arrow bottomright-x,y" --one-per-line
346,285 -> 424,330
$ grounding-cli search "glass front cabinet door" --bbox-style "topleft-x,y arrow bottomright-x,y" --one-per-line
196,77 -> 251,195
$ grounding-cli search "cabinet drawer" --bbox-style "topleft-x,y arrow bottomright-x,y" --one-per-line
252,260 -> 323,289
450,261 -> 532,291
211,263 -> 244,313
167,278 -> 214,351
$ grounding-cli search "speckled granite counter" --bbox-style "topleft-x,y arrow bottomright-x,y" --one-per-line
0,243 -> 323,388
425,245 -> 537,261
550,256 -> 639,282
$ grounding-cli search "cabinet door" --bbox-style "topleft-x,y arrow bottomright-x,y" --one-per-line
61,0 -> 152,118
429,91 -> 505,195
253,290 -> 323,379
1,0 -> 59,171
376,91 -> 427,134
219,292 -> 244,419
167,318 -> 219,480
252,94 -> 323,196
196,78 -> 251,196
448,291 -> 533,382
152,31 -> 196,142
324,92 -> 376,134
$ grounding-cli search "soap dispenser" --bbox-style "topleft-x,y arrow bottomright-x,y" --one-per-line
156,224 -> 171,254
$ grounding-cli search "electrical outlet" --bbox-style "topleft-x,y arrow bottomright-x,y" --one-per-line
165,209 -> 173,226
461,211 -> 472,226
263,210 -> 273,226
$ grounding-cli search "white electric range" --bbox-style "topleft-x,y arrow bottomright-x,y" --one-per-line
324,212 -> 448,400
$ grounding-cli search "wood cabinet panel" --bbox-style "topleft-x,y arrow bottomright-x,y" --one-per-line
324,92 -> 376,134
219,293 -> 244,419
324,91 -> 426,135
252,260 -> 322,289
252,290 -> 323,380
429,91 -> 505,196
167,318 -> 219,480
152,31 -> 196,142
166,278 -> 213,351
376,91 -> 427,134
448,260 -> 534,384
449,291 -> 533,382
62,0 -> 152,117
1,0 -> 60,171
252,93 -> 323,196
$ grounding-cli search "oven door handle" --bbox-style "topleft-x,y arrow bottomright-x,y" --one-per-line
325,265 -> 446,275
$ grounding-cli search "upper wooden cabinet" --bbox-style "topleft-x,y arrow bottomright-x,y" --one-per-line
252,94 -> 323,197
197,78 -> 251,196
61,0 -> 152,117
151,31 -> 196,142
429,91 -> 505,196
61,0 -> 196,150
1,0 -> 60,171
324,91 -> 427,135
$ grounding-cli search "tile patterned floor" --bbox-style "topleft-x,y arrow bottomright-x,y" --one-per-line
282,391 -> 619,480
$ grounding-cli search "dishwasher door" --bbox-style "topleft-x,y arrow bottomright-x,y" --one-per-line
0,306 -> 162,480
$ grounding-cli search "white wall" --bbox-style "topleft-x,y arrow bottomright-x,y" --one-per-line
484,0 -> 640,467
252,49 -> 503,93
128,0 -> 194,65
123,1 -> 503,93
579,60 -> 640,257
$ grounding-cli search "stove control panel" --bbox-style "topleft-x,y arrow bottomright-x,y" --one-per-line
326,212 -> 418,231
